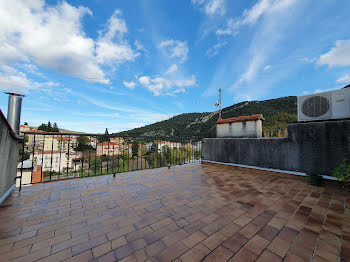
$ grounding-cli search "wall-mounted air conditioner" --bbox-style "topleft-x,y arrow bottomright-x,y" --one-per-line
298,86 -> 350,122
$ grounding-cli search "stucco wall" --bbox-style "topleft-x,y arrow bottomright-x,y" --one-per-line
0,110 -> 20,204
216,120 -> 263,138
203,120 -> 350,175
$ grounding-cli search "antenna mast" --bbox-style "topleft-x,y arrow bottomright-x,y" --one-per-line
218,88 -> 222,120
197,88 -> 222,120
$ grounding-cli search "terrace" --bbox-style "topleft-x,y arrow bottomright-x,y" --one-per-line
1,163 -> 349,262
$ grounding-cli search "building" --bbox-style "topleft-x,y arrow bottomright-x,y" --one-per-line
16,160 -> 43,186
29,151 -> 73,172
96,142 -> 121,156
110,137 -> 124,144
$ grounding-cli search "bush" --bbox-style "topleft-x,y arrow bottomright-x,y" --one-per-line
332,158 -> 350,187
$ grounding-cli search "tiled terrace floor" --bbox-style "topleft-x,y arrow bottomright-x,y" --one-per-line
0,163 -> 350,262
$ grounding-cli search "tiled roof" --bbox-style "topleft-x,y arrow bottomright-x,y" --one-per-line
216,114 -> 264,124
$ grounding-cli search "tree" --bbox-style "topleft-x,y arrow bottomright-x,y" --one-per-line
150,143 -> 158,153
76,136 -> 90,151
53,122 -> 59,132
98,128 -> 109,143
132,139 -> 139,158
37,123 -> 48,131
24,122 -> 28,125
47,121 -> 52,131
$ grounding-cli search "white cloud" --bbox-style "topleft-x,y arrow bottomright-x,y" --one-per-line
0,1 -> 137,84
123,80 -> 136,89
192,0 -> 226,16
229,0 -> 298,91
206,41 -> 228,58
217,0 -> 296,36
135,40 -> 148,54
336,74 -> 350,84
165,64 -> 178,75
318,40 -> 350,67
95,10 -> 137,67
0,65 -> 57,93
138,75 -> 196,96
160,40 -> 188,63
139,76 -> 151,86
264,65 -> 271,70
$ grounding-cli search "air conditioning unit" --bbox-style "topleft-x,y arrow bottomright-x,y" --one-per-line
298,86 -> 350,122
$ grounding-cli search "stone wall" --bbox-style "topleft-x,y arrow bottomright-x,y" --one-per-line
202,120 -> 350,175
0,110 -> 21,204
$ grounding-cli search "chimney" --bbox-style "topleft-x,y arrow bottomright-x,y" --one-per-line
5,92 -> 25,135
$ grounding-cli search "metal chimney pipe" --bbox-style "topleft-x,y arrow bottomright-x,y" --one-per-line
5,92 -> 25,135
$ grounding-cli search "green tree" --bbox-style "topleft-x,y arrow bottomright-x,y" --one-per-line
89,158 -> 102,170
132,139 -> 139,158
76,136 -> 89,151
37,123 -> 48,131
52,122 -> 59,132
24,122 -> 28,125
47,121 -> 52,131
98,128 -> 109,143
150,143 -> 158,153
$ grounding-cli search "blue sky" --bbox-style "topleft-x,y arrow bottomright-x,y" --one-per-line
0,0 -> 350,133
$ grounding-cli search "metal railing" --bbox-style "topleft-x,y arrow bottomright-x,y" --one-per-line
17,132 -> 202,190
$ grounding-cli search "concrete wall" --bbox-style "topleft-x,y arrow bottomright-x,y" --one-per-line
216,120 -> 263,138
203,120 -> 350,175
0,110 -> 20,204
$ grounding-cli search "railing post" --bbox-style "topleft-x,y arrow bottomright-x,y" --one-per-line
19,134 -> 25,191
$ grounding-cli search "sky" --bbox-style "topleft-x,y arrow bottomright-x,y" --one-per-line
0,0 -> 350,133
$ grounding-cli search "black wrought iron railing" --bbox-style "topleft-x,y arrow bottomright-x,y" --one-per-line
17,132 -> 202,189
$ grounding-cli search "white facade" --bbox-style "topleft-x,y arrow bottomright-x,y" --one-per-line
216,119 -> 263,138
30,151 -> 73,172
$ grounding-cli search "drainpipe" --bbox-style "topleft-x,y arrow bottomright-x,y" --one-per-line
5,92 -> 25,135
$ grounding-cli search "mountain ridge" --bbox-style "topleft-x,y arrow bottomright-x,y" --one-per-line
116,96 -> 298,139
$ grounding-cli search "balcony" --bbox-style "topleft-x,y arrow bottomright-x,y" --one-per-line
1,163 -> 349,262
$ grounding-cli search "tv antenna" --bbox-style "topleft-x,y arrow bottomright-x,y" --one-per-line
197,88 -> 222,120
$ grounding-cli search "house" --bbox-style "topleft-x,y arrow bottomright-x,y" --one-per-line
29,151 -> 73,172
96,142 -> 121,156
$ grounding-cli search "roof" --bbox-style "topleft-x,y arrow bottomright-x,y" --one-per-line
17,160 -> 34,169
216,114 -> 264,125
53,136 -> 71,141
97,142 -> 118,146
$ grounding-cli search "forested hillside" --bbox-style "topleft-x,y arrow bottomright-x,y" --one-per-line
116,96 -> 298,139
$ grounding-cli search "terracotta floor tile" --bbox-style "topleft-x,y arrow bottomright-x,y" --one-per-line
258,225 -> 279,241
256,249 -> 283,262
223,232 -> 248,253
234,215 -> 252,227
283,252 -> 307,262
202,231 -> 227,251
1,164 -> 348,262
180,243 -> 211,262
182,231 -> 207,248
229,247 -> 257,262
239,223 -> 261,239
204,245 -> 233,262
92,241 -> 112,258
155,241 -> 189,262
267,236 -> 291,258
145,239 -> 167,258
244,235 -> 269,256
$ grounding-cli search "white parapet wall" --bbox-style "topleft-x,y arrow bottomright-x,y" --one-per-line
216,114 -> 264,138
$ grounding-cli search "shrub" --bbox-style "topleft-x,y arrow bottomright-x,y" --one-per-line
332,158 -> 350,187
